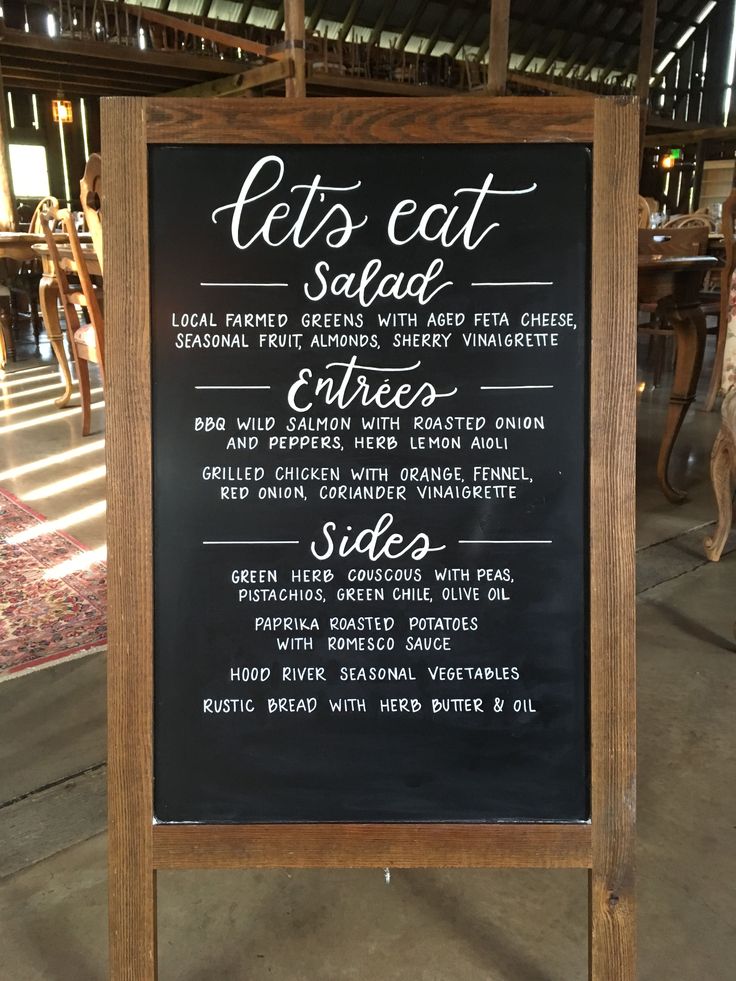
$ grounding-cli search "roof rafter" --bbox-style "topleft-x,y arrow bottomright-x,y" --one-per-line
396,0 -> 431,52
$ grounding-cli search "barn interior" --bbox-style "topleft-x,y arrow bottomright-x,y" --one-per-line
0,2 -> 734,979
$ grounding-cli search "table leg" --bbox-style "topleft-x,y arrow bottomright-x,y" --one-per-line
39,275 -> 74,407
656,300 -> 707,503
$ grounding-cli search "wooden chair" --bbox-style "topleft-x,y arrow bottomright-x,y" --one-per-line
40,203 -> 104,436
661,210 -> 715,230
704,187 -> 736,411
80,153 -> 103,273
638,227 -> 714,387
704,274 -> 736,562
638,195 -> 651,228
1,196 -> 56,357
638,226 -> 708,256
30,197 -> 59,235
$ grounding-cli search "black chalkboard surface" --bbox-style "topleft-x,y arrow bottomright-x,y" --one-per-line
150,142 -> 590,824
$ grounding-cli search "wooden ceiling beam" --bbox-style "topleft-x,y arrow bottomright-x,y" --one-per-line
117,3 -> 269,61
338,0 -> 363,43
396,0 -> 430,52
449,8 -> 483,61
491,0 -> 705,60
514,0 -> 564,71
630,0 -> 699,75
307,70 -> 457,96
540,32 -> 567,74
579,37 -> 608,81
487,0 -> 510,95
558,1 -> 613,78
1,63 -> 180,89
590,2 -> 638,82
538,0 -> 589,74
307,0 -> 328,31
239,0 -> 257,25
560,36 -> 588,77
516,25 -> 549,73
164,59 -> 294,96
368,0 -> 398,48
643,123 -> 736,147
422,0 -> 462,58
120,4 -> 275,59
474,34 -> 489,63
3,74 -> 162,95
636,0 -> 658,103
0,28 -> 241,76
507,69 -> 594,96
0,49 -> 216,85
597,44 -> 625,84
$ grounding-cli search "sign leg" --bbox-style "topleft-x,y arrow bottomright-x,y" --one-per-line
109,863 -> 157,979
589,868 -> 635,980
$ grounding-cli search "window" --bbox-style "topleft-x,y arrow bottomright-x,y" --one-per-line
8,144 -> 51,198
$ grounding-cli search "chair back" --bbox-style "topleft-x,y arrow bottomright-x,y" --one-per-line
29,196 -> 59,235
29,196 -> 59,274
80,153 -> 103,273
637,196 -> 651,228
40,201 -> 104,369
661,210 -> 715,230
638,226 -> 709,257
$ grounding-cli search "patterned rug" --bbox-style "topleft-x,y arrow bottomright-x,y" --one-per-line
0,487 -> 106,681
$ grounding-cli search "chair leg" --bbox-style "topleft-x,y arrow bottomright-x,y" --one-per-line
704,423 -> 736,561
76,356 -> 92,437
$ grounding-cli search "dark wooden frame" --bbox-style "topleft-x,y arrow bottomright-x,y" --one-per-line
104,95 -> 637,980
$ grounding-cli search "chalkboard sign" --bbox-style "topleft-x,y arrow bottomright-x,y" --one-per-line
104,97 -> 636,981
150,143 -> 590,824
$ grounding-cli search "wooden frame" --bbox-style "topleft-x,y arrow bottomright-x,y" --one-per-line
104,95 -> 637,980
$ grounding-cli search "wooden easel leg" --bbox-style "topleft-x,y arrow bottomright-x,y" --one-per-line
588,93 -> 637,981
589,868 -> 636,980
108,863 -> 157,980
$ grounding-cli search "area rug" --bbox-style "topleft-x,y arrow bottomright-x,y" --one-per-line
0,487 -> 106,681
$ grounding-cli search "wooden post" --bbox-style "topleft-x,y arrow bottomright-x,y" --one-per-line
103,97 -> 157,981
589,96 -> 638,981
284,0 -> 306,98
637,0 -> 658,168
487,0 -> 510,96
0,63 -> 16,230
691,140 -> 705,210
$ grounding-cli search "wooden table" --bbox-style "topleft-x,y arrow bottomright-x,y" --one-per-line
638,253 -> 718,502
0,232 -> 48,361
30,241 -> 100,408
0,231 -> 93,371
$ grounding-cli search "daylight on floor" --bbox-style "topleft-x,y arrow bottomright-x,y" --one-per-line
0,1 -> 734,979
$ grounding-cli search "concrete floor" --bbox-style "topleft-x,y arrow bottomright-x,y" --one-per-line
0,327 -> 734,979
